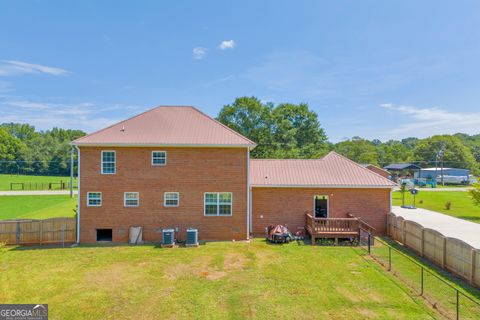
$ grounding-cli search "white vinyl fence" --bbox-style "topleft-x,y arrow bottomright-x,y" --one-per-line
388,213 -> 480,287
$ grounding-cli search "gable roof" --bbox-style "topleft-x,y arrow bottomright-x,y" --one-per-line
72,106 -> 256,147
250,151 -> 397,188
383,163 -> 421,170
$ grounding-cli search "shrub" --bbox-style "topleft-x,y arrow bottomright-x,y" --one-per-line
470,183 -> 480,206
444,201 -> 452,210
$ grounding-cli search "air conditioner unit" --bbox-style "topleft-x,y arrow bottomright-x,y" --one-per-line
162,228 -> 175,247
186,228 -> 199,247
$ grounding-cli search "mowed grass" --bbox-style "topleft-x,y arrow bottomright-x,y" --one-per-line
0,195 -> 76,220
392,190 -> 480,223
370,238 -> 480,319
0,241 -> 437,320
0,174 -> 77,191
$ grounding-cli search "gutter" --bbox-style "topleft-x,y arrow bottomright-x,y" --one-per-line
74,145 -> 81,244
250,184 -> 398,189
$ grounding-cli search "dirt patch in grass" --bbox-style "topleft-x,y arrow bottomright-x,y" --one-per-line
86,263 -> 141,289
223,253 -> 247,271
254,249 -> 277,267
357,308 -> 377,318
199,269 -> 228,280
335,287 -> 361,303
163,253 -> 248,281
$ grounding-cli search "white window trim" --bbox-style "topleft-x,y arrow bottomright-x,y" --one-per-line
87,192 -> 102,207
151,150 -> 167,166
164,192 -> 179,207
204,192 -> 233,216
124,192 -> 139,207
101,150 -> 116,174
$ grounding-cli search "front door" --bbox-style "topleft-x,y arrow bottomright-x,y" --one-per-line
314,195 -> 328,218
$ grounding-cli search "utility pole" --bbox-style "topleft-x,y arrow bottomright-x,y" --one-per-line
437,148 -> 444,186
70,147 -> 74,198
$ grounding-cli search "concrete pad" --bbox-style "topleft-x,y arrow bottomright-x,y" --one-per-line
392,206 -> 480,249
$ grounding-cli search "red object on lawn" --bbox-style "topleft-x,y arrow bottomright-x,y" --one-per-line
266,224 -> 293,243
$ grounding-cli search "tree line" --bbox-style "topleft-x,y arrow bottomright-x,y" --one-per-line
0,123 -> 85,176
217,97 -> 480,174
1,96 -> 479,176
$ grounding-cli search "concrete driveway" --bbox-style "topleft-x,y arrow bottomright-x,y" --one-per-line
392,206 -> 480,249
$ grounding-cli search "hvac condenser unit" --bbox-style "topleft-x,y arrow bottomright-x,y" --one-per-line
161,228 -> 175,247
186,228 -> 199,247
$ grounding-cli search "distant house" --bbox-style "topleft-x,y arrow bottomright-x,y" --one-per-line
72,106 -> 397,243
416,167 -> 470,179
415,167 -> 470,185
361,164 -> 390,179
383,163 -> 422,171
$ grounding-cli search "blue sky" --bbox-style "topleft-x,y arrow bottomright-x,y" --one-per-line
1,1 -> 480,142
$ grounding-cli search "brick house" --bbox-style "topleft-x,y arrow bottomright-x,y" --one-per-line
72,106 -> 396,243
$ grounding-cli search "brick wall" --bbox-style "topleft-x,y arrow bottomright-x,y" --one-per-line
79,147 -> 248,243
251,187 -> 391,236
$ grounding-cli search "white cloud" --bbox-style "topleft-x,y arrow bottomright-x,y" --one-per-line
381,103 -> 480,136
192,47 -> 207,60
0,60 -> 69,76
0,98 -> 143,132
219,40 -> 236,50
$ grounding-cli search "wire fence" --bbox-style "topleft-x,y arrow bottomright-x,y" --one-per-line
360,235 -> 480,319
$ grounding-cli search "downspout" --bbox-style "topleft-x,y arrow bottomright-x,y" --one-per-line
74,145 -> 81,244
246,148 -> 250,240
389,188 -> 393,212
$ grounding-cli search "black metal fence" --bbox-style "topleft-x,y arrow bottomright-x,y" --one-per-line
360,235 -> 480,319
9,181 -> 77,191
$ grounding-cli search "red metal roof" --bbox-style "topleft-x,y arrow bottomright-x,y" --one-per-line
250,152 -> 397,187
73,106 -> 256,147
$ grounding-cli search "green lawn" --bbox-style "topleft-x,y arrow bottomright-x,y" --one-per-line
0,195 -> 76,220
393,190 -> 480,223
0,174 -> 77,191
370,238 -> 480,319
0,240 -> 439,320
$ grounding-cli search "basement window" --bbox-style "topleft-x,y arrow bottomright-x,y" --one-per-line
152,151 -> 167,166
124,192 -> 139,207
96,229 -> 112,242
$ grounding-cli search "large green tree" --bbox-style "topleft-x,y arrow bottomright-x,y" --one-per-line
270,103 -> 328,158
217,97 -> 328,158
216,97 -> 274,158
0,124 -> 85,175
333,137 -> 379,165
0,128 -> 28,174
413,135 -> 478,173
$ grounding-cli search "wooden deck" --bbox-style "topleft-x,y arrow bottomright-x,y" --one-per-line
305,213 -> 375,245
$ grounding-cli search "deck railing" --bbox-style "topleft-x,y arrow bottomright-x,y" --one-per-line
305,213 -> 376,240
306,214 -> 359,234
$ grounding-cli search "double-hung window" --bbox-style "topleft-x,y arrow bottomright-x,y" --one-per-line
124,192 -> 139,207
101,151 -> 116,174
164,192 -> 179,207
87,192 -> 102,207
204,192 -> 232,216
152,151 -> 167,166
